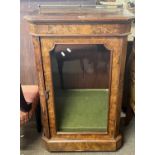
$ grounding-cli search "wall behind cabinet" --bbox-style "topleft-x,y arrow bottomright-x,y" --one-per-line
20,0 -> 126,85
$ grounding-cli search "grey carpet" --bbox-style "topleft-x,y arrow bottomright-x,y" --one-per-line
20,117 -> 135,155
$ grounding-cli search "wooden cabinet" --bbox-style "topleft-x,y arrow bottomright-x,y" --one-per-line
25,6 -> 134,151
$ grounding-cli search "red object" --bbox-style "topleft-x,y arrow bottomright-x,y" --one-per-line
20,85 -> 39,126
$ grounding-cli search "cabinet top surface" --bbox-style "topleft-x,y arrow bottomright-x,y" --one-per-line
25,5 -> 134,23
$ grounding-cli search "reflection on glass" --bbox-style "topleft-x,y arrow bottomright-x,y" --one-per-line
50,44 -> 110,132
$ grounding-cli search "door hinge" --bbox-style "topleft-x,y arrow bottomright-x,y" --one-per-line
45,90 -> 49,101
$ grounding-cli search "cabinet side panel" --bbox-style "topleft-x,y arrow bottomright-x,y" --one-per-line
32,36 -> 51,138
108,37 -> 128,137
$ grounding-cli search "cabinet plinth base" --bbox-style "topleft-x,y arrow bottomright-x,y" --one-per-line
42,134 -> 122,152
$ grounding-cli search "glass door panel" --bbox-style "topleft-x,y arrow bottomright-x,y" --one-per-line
50,44 -> 111,132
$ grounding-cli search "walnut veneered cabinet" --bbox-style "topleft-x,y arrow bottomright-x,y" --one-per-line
25,6 -> 134,151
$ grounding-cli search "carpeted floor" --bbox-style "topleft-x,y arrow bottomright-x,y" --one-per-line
20,117 -> 135,155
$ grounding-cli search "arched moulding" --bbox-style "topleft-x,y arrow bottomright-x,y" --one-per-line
46,41 -> 115,52
103,40 -> 116,53
41,38 -> 118,55
49,43 -> 56,53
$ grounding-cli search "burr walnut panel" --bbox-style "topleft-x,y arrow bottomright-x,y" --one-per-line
29,23 -> 131,36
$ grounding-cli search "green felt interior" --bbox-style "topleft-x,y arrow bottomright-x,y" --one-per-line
55,89 -> 109,132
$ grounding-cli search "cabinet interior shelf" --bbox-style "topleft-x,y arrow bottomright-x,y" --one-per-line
55,89 -> 109,132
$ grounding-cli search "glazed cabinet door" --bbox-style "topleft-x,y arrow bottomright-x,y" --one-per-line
40,37 -> 127,139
